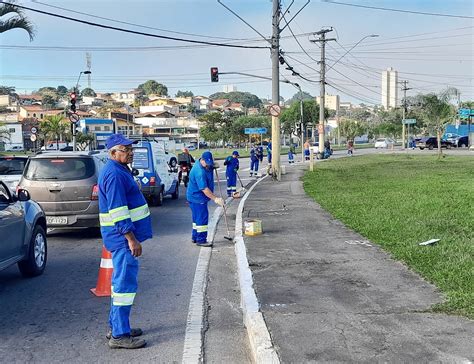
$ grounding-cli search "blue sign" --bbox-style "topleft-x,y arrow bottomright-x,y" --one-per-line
458,108 -> 473,118
402,119 -> 416,125
244,127 -> 267,134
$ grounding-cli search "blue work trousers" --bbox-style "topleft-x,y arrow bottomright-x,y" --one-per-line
109,247 -> 139,338
189,201 -> 209,243
226,172 -> 237,197
288,151 -> 294,163
250,159 -> 259,174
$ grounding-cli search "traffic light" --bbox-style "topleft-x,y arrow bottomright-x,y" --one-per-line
70,92 -> 77,113
210,67 -> 219,82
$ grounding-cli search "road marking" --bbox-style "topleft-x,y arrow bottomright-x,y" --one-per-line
234,176 -> 280,363
182,205 -> 222,364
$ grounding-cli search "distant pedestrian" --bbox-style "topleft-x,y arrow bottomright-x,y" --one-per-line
303,139 -> 310,161
267,142 -> 272,164
99,134 -> 152,349
186,151 -> 224,247
224,150 -> 239,197
250,145 -> 259,177
288,144 -> 295,164
347,139 -> 354,156
257,145 -> 264,163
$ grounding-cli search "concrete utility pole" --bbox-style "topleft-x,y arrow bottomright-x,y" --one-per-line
300,92 -> 304,162
311,29 -> 335,156
271,0 -> 281,180
400,80 -> 411,149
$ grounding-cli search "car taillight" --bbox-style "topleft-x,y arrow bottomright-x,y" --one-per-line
91,184 -> 99,200
150,176 -> 156,186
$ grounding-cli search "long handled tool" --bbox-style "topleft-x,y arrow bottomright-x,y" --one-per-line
237,171 -> 246,191
214,168 -> 233,241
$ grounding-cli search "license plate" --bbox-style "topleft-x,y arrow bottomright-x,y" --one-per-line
46,216 -> 68,225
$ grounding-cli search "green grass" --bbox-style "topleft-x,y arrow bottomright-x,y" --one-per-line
303,154 -> 474,318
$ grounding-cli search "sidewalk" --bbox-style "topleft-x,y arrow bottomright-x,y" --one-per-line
241,165 -> 473,363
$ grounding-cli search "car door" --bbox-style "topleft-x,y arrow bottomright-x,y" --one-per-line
0,181 -> 25,261
154,153 -> 173,192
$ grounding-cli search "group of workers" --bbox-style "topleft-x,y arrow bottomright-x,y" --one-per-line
96,133 -> 318,350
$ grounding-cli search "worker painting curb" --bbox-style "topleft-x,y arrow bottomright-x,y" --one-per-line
234,175 -> 280,364
182,205 -> 223,364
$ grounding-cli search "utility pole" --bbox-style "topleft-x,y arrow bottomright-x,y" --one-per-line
300,94 -> 304,162
400,80 -> 411,149
311,29 -> 336,156
271,0 -> 281,180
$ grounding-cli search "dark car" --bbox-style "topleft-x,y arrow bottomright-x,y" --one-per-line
0,181 -> 47,277
418,137 -> 454,150
457,136 -> 469,148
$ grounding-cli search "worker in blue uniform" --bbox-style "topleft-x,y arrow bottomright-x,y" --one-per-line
267,142 -> 272,165
257,145 -> 264,163
186,151 -> 224,247
224,150 -> 239,197
99,134 -> 153,350
250,145 -> 259,177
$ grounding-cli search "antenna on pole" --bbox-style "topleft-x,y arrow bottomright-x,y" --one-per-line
86,52 -> 92,88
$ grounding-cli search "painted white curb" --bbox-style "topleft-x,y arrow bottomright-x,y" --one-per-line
235,176 -> 280,363
182,205 -> 223,364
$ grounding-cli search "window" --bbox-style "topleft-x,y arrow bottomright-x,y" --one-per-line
40,114 -> 44,119
0,183 -> 11,204
33,113 -> 36,118
9,128 -> 15,133
94,126 -> 101,131
24,158 -> 95,181
0,157 -> 27,175
132,148 -> 149,169
104,126 -> 111,131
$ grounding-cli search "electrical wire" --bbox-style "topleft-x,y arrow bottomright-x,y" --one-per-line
0,1 -> 269,50
321,0 -> 474,19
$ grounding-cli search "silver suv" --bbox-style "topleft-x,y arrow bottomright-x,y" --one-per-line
0,181 -> 47,277
18,151 -> 108,230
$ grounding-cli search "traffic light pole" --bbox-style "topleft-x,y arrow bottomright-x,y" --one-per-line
271,0 -> 281,181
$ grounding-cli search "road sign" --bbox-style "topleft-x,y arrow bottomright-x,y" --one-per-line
30,127 -> 38,134
318,124 -> 324,134
30,134 -> 37,142
458,108 -> 473,119
269,104 -> 281,117
69,113 -> 80,123
245,127 -> 267,134
402,119 -> 416,125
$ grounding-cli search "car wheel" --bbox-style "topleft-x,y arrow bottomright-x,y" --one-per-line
18,225 -> 47,277
460,143 -> 467,148
428,145 -> 434,150
150,187 -> 164,206
171,183 -> 179,200
447,144 -> 452,149
419,147 -> 424,150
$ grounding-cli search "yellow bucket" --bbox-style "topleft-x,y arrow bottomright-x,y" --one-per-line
244,219 -> 262,236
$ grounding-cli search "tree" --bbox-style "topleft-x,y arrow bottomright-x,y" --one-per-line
418,88 -> 458,158
41,94 -> 57,108
36,86 -> 59,106
56,85 -> 68,96
81,88 -> 97,97
76,132 -> 95,151
280,99 -> 322,138
0,0 -> 35,41
286,91 -> 313,105
40,115 -> 68,150
198,112 -> 223,146
176,90 -> 193,98
209,91 -> 263,109
0,85 -> 16,96
338,118 -> 366,141
137,80 -> 168,96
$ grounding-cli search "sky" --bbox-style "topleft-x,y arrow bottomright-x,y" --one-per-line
1,0 -> 473,105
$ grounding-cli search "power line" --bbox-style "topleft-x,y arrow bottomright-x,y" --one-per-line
321,0 -> 474,19
1,2 -> 269,50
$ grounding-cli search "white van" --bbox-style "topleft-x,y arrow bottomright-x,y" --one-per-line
131,141 -> 179,206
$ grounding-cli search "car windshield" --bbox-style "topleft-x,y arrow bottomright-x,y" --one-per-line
376,139 -> 385,142
0,158 -> 27,175
24,158 -> 95,181
132,148 -> 149,169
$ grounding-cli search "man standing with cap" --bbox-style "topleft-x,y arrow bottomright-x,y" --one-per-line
98,134 -> 152,349
224,150 -> 239,197
187,151 -> 224,247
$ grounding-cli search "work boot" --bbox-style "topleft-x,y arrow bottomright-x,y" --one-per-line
196,241 -> 213,247
106,328 -> 143,340
191,239 -> 196,244
108,335 -> 146,349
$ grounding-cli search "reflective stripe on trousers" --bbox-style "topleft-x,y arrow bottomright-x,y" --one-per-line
189,201 -> 209,243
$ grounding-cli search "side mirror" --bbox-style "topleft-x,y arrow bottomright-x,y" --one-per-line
131,168 -> 139,177
17,189 -> 31,202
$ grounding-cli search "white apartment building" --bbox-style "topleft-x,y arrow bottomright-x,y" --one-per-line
0,122 -> 24,150
381,67 -> 398,109
316,94 -> 340,111
223,84 -> 237,93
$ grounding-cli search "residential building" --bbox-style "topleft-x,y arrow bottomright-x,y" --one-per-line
316,94 -> 340,112
192,96 -> 210,112
18,106 -> 65,121
0,95 -> 17,111
0,121 -> 23,151
111,91 -> 138,105
381,67 -> 398,109
223,84 -> 237,93
79,118 -> 115,147
339,102 -> 353,110
17,94 -> 42,106
139,104 -> 180,115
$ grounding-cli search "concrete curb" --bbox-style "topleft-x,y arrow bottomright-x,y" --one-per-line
234,176 -> 280,364
182,205 -> 223,364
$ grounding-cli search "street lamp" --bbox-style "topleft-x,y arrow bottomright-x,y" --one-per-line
72,70 -> 92,151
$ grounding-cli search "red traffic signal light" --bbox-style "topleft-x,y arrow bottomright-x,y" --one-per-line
70,92 -> 77,113
210,67 -> 219,82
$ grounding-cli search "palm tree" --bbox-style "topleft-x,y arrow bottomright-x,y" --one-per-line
40,115 -> 68,150
0,0 -> 35,41
420,88 -> 458,158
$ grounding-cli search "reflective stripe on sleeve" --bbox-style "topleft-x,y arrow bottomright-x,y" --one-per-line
109,206 -> 131,223
129,204 -> 150,222
99,204 -> 149,227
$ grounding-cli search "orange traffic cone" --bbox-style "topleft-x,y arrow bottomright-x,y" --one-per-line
90,246 -> 113,297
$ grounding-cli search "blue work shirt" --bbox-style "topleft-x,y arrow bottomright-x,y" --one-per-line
98,159 -> 153,252
250,148 -> 259,161
186,159 -> 214,204
224,156 -> 239,176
